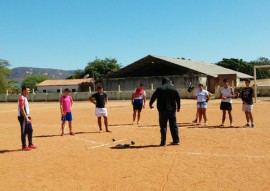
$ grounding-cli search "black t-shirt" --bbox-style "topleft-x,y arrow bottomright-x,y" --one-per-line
240,87 -> 254,105
91,93 -> 107,108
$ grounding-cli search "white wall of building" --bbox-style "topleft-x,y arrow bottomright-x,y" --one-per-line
37,85 -> 80,93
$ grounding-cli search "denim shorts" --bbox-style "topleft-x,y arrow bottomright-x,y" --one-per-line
197,102 -> 207,109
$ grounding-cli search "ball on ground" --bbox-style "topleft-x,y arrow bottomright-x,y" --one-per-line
131,140 -> 135,145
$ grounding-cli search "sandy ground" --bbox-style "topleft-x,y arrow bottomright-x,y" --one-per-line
0,99 -> 270,191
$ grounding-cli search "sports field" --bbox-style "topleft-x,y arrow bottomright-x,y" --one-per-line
0,99 -> 270,191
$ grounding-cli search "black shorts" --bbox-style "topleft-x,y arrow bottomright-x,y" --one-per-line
220,102 -> 232,111
133,102 -> 143,112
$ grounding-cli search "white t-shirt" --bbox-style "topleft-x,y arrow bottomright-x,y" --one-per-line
133,89 -> 146,100
195,90 -> 208,102
18,95 -> 30,116
221,86 -> 234,103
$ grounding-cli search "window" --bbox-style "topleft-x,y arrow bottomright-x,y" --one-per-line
57,89 -> 60,93
72,89 -> 76,92
43,90 -> 46,93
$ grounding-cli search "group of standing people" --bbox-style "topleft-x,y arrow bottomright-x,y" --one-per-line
17,85 -> 111,151
60,86 -> 111,134
193,78 -> 255,128
17,77 -> 255,151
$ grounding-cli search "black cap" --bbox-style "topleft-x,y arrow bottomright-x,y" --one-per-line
245,79 -> 251,82
223,79 -> 229,83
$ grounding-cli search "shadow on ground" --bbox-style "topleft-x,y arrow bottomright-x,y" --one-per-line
0,149 -> 22,154
110,144 -> 160,149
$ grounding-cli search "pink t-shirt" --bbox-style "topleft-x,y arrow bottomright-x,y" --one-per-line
60,95 -> 73,113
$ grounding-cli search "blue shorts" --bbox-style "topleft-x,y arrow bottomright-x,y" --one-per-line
197,102 -> 207,109
61,112 -> 73,121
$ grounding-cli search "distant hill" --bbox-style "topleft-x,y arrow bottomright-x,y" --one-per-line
9,67 -> 75,81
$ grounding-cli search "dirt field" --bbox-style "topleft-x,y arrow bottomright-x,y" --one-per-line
0,99 -> 270,191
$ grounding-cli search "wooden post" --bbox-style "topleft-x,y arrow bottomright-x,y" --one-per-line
118,85 -> 121,92
254,66 -> 257,103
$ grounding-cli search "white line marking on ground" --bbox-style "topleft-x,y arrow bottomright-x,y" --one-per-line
86,139 -> 129,149
134,149 -> 268,159
69,136 -> 103,144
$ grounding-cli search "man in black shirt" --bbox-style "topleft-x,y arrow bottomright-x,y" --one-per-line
149,77 -> 181,146
240,79 -> 255,128
89,86 -> 111,132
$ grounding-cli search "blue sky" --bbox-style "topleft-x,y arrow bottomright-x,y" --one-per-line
0,0 -> 269,70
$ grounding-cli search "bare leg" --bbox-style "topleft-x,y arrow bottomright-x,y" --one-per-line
221,110 -> 226,125
245,112 -> 250,124
104,116 -> 111,132
249,113 -> 254,123
68,121 -> 73,133
61,121 -> 65,136
133,110 -> 136,124
137,111 -> 141,124
202,108 -> 207,124
98,117 -> 102,132
228,110 -> 233,126
193,111 -> 198,123
198,108 -> 202,124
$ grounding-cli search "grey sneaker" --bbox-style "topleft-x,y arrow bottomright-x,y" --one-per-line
251,124 -> 255,128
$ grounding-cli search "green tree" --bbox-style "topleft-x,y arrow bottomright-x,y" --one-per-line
216,57 -> 270,79
0,59 -> 11,93
249,57 -> 270,79
67,58 -> 121,80
22,75 -> 50,91
216,58 -> 253,75
84,57 -> 121,80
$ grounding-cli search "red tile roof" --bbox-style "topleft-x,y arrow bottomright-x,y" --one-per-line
36,78 -> 93,87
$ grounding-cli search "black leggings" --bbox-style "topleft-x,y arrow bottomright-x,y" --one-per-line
18,116 -> 33,147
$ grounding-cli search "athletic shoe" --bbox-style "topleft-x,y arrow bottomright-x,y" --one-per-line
159,143 -> 166,146
243,123 -> 250,127
70,132 -> 75,135
29,144 -> 37,149
22,146 -> 31,151
170,142 -> 180,145
251,124 -> 255,128
220,124 -> 224,127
